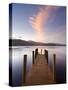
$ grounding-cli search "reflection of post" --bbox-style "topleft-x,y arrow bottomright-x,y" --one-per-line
22,54 -> 27,85
44,50 -> 48,63
32,51 -> 34,64
52,54 -> 56,81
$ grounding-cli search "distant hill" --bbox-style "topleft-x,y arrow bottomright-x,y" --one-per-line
9,39 -> 66,46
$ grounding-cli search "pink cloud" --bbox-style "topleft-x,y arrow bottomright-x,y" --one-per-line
29,6 -> 59,42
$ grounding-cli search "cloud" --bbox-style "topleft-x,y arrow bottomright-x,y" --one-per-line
29,6 -> 60,42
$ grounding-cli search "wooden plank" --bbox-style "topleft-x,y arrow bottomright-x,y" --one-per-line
25,54 -> 55,85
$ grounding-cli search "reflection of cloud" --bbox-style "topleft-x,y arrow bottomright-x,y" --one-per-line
29,6 -> 60,42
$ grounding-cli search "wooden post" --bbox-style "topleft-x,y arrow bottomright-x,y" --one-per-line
36,48 -> 38,55
32,51 -> 34,64
35,48 -> 38,59
22,54 -> 27,85
44,50 -> 48,63
52,54 -> 56,81
41,49 -> 42,54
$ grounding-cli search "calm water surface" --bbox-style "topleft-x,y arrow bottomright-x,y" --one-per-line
9,46 -> 66,86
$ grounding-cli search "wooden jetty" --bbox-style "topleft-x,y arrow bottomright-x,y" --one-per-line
22,49 -> 56,86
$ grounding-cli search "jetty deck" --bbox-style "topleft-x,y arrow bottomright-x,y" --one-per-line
22,48 -> 56,86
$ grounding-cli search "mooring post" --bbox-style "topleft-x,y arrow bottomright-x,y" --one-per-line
35,48 -> 38,59
52,54 -> 56,81
22,54 -> 27,85
36,48 -> 38,55
32,51 -> 34,64
41,49 -> 42,54
44,50 -> 48,63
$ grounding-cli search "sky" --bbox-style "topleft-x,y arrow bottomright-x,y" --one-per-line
10,3 -> 66,44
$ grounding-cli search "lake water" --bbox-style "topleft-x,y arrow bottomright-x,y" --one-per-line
9,46 -> 66,86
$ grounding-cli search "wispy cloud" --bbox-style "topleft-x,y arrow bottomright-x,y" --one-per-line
29,6 -> 59,42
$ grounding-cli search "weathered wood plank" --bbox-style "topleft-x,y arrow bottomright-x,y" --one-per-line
25,54 -> 55,85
